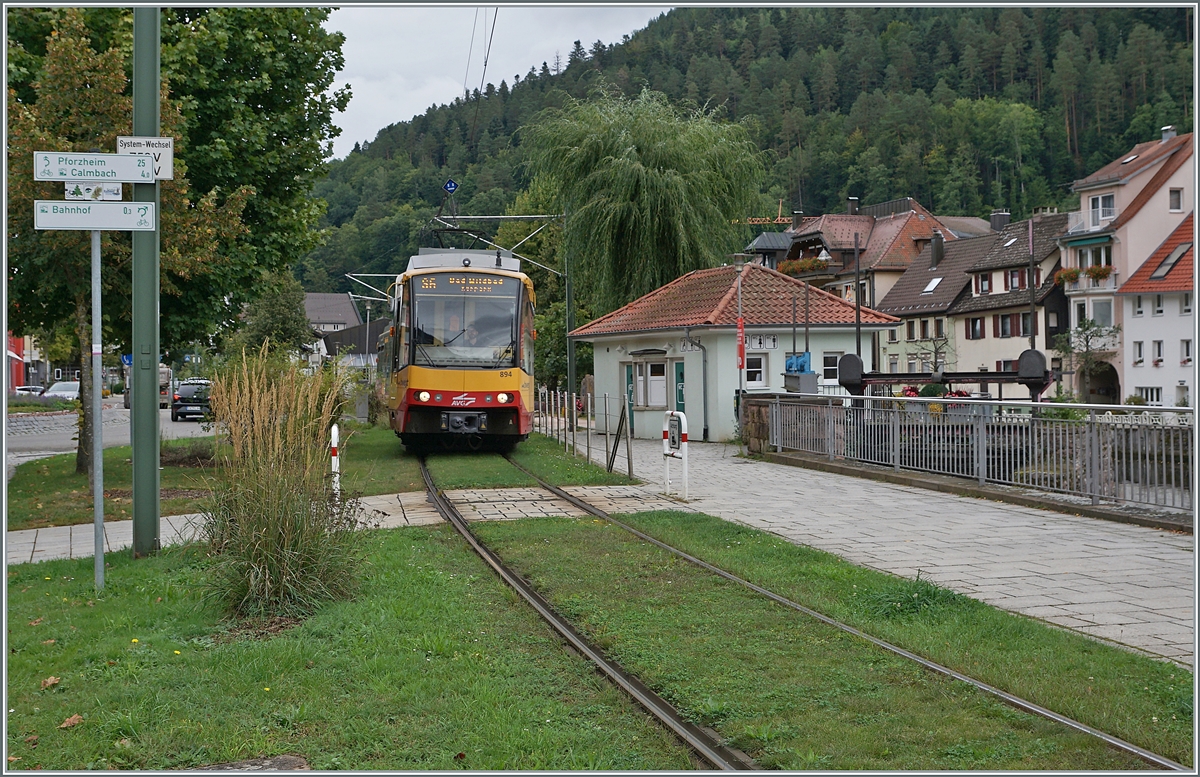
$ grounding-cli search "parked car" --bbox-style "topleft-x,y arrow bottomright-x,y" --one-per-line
40,381 -> 80,401
171,379 -> 211,422
14,385 -> 44,396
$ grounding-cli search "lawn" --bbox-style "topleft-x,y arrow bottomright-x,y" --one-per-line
474,510 -> 1193,768
4,529 -> 694,770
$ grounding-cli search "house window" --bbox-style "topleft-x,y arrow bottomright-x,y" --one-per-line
935,318 -> 945,338
888,355 -> 899,373
920,319 -> 929,339
999,315 -> 1012,338
1078,244 -> 1112,268
1007,269 -> 1023,290
1093,299 -> 1113,327
635,362 -> 667,407
1048,311 -> 1059,328
1020,312 -> 1033,337
1182,340 -> 1192,365
1169,188 -> 1183,211
997,359 -> 1018,372
888,328 -> 898,342
907,359 -> 917,373
1137,386 -> 1163,405
1153,340 -> 1164,365
976,273 -> 991,294
1134,295 -> 1144,316
745,354 -> 766,388
906,320 -> 916,340
822,352 -> 842,381
1090,193 -> 1115,226
1153,294 -> 1164,315
1183,293 -> 1193,315
967,317 -> 985,340
1133,341 -> 1144,365
1076,302 -> 1087,327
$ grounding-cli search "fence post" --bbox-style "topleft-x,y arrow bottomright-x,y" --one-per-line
586,392 -> 592,463
626,400 -> 634,478
331,423 -> 340,499
571,392 -> 578,456
1088,408 -> 1099,505
826,397 -> 835,461
604,393 -> 611,467
891,403 -> 900,472
974,408 -> 986,486
772,398 -> 781,453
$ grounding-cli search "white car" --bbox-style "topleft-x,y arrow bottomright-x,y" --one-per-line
14,385 -> 44,395
41,381 -> 80,401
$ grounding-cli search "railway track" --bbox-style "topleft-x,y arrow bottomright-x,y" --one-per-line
419,453 -> 1187,771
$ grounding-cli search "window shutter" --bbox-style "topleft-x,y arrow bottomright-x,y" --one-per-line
974,275 -> 979,294
995,360 -> 1003,372
992,315 -> 1000,338
1009,313 -> 1018,335
1003,271 -> 1009,291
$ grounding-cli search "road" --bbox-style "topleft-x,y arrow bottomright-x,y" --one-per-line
6,400 -> 212,481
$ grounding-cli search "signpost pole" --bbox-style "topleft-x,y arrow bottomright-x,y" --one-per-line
131,7 -> 161,557
91,230 -> 104,589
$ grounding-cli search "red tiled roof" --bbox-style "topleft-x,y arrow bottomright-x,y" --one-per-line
836,208 -> 957,275
1108,141 -> 1193,231
1073,133 -> 1193,190
570,264 -> 898,338
793,214 -> 876,250
1118,212 -> 1194,295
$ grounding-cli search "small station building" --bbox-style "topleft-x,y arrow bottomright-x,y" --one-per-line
569,263 -> 899,442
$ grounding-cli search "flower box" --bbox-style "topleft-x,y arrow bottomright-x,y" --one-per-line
1055,267 -> 1081,285
1084,265 -> 1113,282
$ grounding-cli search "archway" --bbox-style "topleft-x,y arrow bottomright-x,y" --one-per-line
1083,362 -> 1120,405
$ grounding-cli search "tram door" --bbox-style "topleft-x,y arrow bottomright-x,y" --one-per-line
674,361 -> 685,413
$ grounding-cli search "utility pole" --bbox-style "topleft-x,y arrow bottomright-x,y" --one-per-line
853,232 -> 862,358
1028,217 -> 1037,352
131,8 -> 161,557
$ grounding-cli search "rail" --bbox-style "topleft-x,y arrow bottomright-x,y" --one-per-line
756,394 -> 1193,511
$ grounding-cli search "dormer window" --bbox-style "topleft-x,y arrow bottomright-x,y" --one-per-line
1090,194 -> 1115,227
976,273 -> 991,294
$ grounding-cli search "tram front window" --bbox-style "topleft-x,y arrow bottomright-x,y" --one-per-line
412,273 -> 520,368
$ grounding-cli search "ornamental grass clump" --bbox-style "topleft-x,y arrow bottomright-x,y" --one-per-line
201,348 -> 366,618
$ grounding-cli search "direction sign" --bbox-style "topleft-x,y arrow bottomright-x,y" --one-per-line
117,136 -> 174,179
443,178 -> 459,194
121,354 -> 134,367
35,201 -> 156,231
35,152 -> 155,183
65,182 -> 122,201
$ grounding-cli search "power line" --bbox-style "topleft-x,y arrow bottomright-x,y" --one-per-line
468,7 -> 499,150
462,8 -> 480,101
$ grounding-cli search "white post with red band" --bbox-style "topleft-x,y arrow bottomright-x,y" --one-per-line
662,411 -> 688,500
331,423 -> 340,498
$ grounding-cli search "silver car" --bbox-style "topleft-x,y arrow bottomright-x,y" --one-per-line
41,381 -> 80,401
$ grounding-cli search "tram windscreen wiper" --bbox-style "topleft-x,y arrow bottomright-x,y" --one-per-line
492,339 -> 516,368
415,342 -> 434,366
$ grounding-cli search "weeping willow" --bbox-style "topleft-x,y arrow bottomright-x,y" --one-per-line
523,87 -> 765,314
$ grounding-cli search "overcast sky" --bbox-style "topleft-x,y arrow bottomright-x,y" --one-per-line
324,6 -> 672,159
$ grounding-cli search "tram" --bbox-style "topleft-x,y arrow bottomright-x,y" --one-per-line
379,248 -> 535,452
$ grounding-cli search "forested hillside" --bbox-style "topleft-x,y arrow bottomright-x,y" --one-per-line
302,6 -> 1193,294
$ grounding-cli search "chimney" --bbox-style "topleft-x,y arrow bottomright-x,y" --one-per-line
1162,125 -> 1177,143
847,196 -> 860,216
989,209 -> 1011,232
930,230 -> 944,269
792,210 -> 804,230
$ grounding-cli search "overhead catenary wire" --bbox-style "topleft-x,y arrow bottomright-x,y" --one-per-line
462,7 -> 480,101
468,7 -> 499,150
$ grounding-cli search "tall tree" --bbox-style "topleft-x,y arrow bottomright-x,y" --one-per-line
7,10 -> 248,476
522,87 -> 764,314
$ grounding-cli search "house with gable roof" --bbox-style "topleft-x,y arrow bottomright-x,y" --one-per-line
1116,212 -> 1194,407
569,263 -> 899,442
875,231 -> 1002,376
1055,126 -> 1193,401
944,213 -> 1072,396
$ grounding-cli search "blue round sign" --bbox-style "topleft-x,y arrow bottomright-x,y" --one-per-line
443,179 -> 459,194
120,354 -> 133,366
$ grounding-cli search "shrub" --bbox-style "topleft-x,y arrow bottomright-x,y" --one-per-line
200,347 -> 367,618
1124,394 -> 1148,406
159,437 -> 216,468
918,383 -> 947,397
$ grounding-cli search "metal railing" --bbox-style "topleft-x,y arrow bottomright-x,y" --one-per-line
534,388 -> 633,475
763,394 -> 1193,511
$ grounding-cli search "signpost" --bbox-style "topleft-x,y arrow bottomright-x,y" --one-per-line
35,201 -> 156,231
117,136 -> 174,179
34,151 -> 155,183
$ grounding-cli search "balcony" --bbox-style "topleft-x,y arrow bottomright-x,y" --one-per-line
1065,208 -> 1119,235
1063,269 -> 1119,293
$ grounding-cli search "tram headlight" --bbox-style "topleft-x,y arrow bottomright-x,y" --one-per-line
417,390 -> 431,402
497,392 -> 510,404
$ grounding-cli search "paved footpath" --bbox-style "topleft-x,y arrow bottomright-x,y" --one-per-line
564,428 -> 1195,667
7,430 -> 1194,667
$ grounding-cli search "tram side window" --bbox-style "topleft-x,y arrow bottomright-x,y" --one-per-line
395,288 -> 411,369
520,300 -> 535,375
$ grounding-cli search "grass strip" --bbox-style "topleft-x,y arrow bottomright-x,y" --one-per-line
473,513 -> 1191,769
508,434 -> 638,486
5,527 -> 694,770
